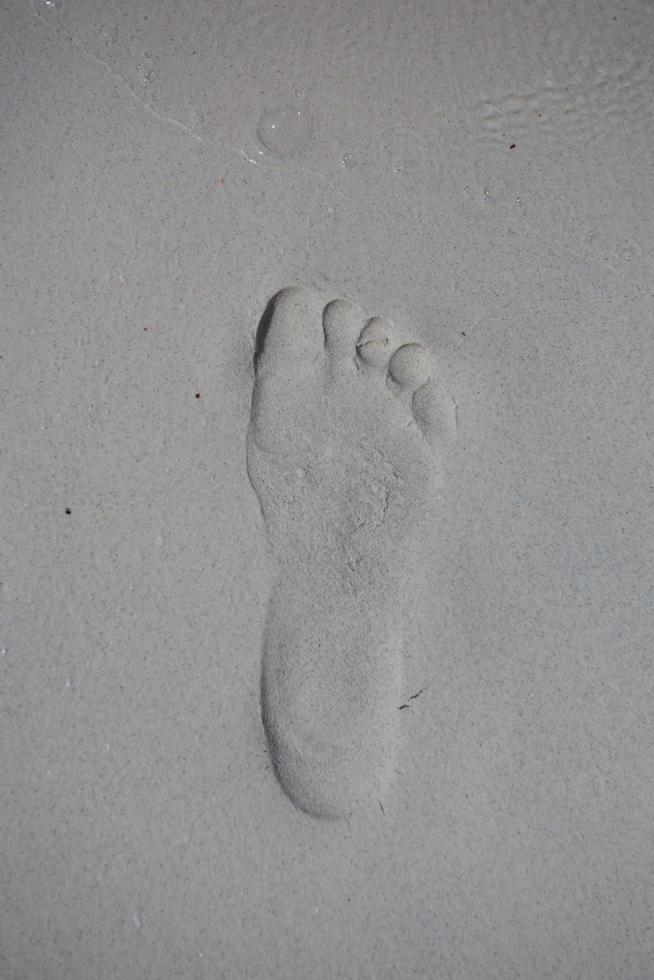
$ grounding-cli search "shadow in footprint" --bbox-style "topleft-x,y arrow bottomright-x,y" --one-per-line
254,291 -> 281,368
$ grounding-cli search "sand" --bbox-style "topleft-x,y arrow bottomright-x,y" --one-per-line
1,0 -> 653,977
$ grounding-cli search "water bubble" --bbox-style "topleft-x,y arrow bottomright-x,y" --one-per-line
340,152 -> 355,170
133,912 -> 142,930
44,0 -> 62,8
0,648 -> 6,657
256,105 -> 313,158
137,55 -> 155,83
64,674 -> 73,690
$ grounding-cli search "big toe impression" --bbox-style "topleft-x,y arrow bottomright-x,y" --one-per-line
258,286 -> 325,367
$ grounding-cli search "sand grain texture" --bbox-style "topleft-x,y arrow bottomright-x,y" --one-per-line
1,1 -> 653,978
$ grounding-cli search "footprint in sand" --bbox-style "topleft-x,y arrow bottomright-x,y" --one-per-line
247,287 -> 452,819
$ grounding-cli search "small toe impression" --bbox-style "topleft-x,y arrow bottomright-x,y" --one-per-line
356,317 -> 395,369
323,298 -> 363,360
388,343 -> 431,390
412,379 -> 454,443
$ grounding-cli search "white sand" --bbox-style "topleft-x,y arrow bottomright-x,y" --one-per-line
1,0 -> 653,977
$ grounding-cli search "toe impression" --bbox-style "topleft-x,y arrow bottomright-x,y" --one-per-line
258,287 -> 326,366
323,298 -> 363,361
388,343 -> 431,390
357,317 -> 395,369
412,378 -> 456,443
